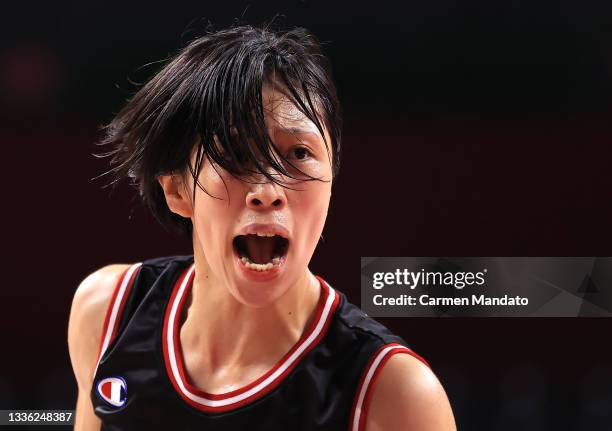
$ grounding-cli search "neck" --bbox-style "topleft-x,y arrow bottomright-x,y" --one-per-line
179,247 -> 322,372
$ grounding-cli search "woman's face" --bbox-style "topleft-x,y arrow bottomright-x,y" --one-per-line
183,85 -> 333,307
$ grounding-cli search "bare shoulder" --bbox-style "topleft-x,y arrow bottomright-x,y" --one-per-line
70,264 -> 130,321
68,264 -> 131,386
365,352 -> 456,431
68,264 -> 131,430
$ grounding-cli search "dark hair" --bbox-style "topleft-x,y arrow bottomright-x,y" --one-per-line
97,24 -> 342,237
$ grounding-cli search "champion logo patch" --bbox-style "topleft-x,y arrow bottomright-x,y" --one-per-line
97,377 -> 127,407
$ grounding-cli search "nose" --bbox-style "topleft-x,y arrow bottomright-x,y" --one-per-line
245,176 -> 286,210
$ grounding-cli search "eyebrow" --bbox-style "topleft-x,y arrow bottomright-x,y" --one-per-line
273,126 -> 323,139
228,126 -> 318,137
277,126 -> 310,133
227,125 -> 325,146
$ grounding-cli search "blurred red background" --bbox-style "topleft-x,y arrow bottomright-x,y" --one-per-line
2,1 -> 612,429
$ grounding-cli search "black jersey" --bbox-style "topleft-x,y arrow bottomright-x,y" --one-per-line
91,255 -> 428,431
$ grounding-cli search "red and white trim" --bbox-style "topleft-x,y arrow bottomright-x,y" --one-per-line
349,343 -> 430,431
162,265 -> 340,413
94,262 -> 142,373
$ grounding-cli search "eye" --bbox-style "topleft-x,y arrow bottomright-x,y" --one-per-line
289,146 -> 312,161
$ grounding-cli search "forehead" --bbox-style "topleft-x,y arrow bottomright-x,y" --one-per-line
260,84 -> 328,145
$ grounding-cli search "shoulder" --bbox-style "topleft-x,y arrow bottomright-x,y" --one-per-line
71,264 -> 132,315
68,264 -> 132,387
328,287 -> 455,429
364,349 -> 456,431
69,264 -> 136,336
70,255 -> 190,319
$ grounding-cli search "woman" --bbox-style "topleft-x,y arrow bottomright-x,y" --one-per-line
68,24 -> 456,431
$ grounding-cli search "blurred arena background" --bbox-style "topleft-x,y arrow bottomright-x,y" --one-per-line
1,1 -> 612,429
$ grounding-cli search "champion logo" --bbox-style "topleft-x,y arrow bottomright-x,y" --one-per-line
97,377 -> 127,407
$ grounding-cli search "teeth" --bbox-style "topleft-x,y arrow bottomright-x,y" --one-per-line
240,255 -> 282,271
254,232 -> 276,237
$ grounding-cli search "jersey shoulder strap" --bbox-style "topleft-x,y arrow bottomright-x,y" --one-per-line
94,255 -> 194,368
95,262 -> 142,370
335,294 -> 410,346
336,295 -> 430,431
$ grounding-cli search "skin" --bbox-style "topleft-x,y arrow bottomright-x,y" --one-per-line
159,85 -> 332,389
365,354 -> 457,431
68,264 -> 130,431
68,85 -> 456,430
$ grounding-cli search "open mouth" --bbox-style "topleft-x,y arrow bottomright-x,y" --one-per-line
233,234 -> 289,271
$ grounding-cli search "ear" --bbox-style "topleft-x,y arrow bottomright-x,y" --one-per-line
157,174 -> 193,218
